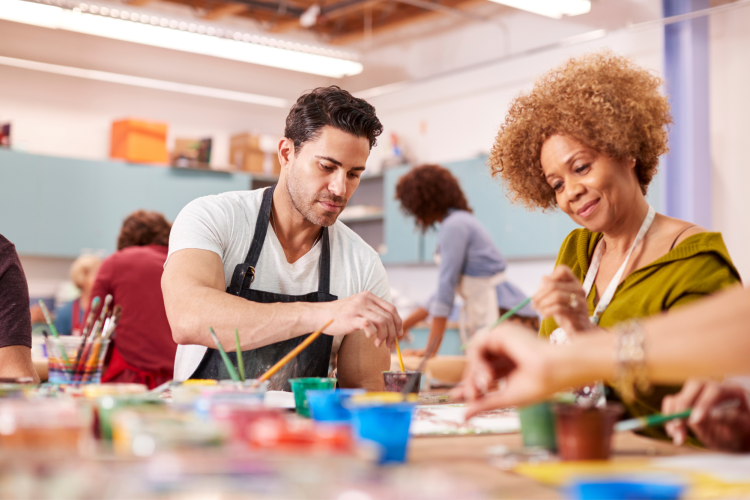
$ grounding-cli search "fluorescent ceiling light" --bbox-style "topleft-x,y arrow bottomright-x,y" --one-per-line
0,55 -> 290,107
0,0 -> 363,78
487,0 -> 591,19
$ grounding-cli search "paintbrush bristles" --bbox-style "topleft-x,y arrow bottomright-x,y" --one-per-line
81,296 -> 101,338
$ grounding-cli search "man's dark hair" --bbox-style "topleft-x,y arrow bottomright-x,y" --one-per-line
284,86 -> 383,151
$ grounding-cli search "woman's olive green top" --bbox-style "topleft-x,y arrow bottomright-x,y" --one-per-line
540,229 -> 741,441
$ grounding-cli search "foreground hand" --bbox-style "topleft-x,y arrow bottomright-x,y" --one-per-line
452,323 -> 561,419
532,265 -> 592,336
320,291 -> 403,350
663,379 -> 750,452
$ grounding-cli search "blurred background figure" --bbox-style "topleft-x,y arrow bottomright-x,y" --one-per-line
88,210 -> 176,388
54,254 -> 102,336
395,164 -> 538,359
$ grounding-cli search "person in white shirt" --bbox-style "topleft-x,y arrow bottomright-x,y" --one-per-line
162,86 -> 401,391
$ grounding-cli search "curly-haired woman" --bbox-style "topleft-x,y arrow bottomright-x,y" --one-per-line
490,51 -> 741,440
88,210 -> 177,388
395,164 -> 538,359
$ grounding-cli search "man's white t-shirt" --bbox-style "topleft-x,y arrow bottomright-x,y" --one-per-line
167,187 -> 391,382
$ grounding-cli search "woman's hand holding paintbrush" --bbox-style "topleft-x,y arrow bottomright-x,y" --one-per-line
531,265 -> 592,336
663,379 -> 750,452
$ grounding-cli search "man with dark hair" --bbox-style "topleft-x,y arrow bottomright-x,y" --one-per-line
163,86 -> 400,391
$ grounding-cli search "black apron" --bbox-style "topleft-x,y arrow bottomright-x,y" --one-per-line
190,185 -> 338,391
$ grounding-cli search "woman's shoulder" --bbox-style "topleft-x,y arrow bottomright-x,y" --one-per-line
555,228 -> 598,275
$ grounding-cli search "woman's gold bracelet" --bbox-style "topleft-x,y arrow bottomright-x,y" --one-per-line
613,320 -> 650,402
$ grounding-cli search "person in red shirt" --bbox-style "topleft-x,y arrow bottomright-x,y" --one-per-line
89,211 -> 176,388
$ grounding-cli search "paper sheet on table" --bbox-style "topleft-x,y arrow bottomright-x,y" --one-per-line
411,404 -> 519,436
264,390 -> 295,409
514,454 -> 750,499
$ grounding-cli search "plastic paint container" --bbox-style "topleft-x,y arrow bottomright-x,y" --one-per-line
289,378 -> 337,418
83,383 -> 148,399
210,403 -> 283,442
567,477 -> 686,500
554,403 -> 623,461
519,401 -> 557,452
97,394 -> 164,442
307,389 -> 366,423
0,400 -> 92,452
348,402 -> 416,464
382,371 -> 422,394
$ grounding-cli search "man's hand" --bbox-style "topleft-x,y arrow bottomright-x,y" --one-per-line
663,379 -> 750,452
319,291 -> 403,350
532,265 -> 592,336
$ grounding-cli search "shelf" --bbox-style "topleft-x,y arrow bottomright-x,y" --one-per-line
338,206 -> 384,223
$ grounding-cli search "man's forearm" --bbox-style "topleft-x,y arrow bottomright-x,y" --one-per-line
425,317 -> 447,356
166,284 -> 326,351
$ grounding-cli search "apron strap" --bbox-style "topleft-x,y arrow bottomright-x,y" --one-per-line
230,184 -> 332,295
244,185 -> 275,268
318,227 -> 331,295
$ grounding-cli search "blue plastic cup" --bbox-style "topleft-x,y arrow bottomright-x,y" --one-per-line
349,402 -> 415,464
307,389 -> 366,423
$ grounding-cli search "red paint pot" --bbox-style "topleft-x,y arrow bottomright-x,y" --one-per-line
210,403 -> 283,442
553,403 -> 623,461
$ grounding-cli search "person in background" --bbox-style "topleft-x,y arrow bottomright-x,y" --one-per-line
454,284 -> 750,452
395,164 -> 538,358
54,254 -> 101,336
0,234 -> 40,383
88,211 -> 176,388
488,51 -> 740,441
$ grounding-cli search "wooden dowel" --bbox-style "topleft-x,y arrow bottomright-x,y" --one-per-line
254,319 -> 334,386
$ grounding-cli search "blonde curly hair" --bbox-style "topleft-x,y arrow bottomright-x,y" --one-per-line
489,51 -> 672,210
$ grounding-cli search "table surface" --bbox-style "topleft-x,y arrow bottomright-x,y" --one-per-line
408,431 -> 701,499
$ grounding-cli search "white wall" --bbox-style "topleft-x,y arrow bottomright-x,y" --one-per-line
359,10 -> 664,295
710,6 -> 750,281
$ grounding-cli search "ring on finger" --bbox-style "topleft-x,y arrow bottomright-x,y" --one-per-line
568,293 -> 578,309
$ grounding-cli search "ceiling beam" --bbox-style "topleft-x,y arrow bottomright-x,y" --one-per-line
202,2 -> 250,19
126,0 -> 156,5
228,0 -> 306,16
328,0 -> 483,44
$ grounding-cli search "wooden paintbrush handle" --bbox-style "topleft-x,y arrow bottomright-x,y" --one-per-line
256,319 -> 334,385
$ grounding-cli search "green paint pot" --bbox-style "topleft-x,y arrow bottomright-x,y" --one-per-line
289,378 -> 336,418
97,394 -> 163,442
519,401 -> 557,452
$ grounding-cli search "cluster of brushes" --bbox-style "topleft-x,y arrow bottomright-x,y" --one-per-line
39,294 -> 122,383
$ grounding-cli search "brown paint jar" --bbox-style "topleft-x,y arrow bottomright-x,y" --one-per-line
553,403 -> 623,461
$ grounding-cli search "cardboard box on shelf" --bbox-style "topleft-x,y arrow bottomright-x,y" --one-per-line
172,137 -> 212,169
110,119 -> 168,164
0,123 -> 10,148
230,132 -> 281,175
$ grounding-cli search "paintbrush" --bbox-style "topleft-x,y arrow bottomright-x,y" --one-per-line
401,338 -> 440,396
79,306 -> 121,383
74,295 -> 113,376
395,336 -> 405,372
461,297 -> 532,350
235,329 -> 246,382
252,319 -> 334,388
615,399 -> 742,433
80,296 -> 101,339
209,327 -> 241,382
73,297 -> 102,378
38,300 -> 73,376
102,305 -> 122,341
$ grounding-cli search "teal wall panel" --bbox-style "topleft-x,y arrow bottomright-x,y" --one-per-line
0,150 -> 252,257
382,156 -> 580,263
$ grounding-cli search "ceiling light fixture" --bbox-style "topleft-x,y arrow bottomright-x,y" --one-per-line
0,54 -> 291,107
487,0 -> 591,19
0,0 -> 363,78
